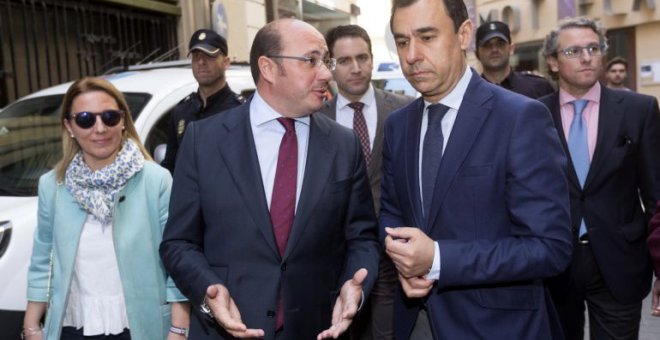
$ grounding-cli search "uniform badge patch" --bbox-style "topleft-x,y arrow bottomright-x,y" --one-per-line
177,119 -> 186,136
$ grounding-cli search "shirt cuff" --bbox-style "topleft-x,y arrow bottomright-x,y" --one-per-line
426,241 -> 441,281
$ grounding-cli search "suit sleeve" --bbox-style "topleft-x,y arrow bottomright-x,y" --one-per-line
26,174 -> 55,301
159,122 -> 221,306
636,96 -> 660,220
379,116 -> 406,242
156,170 -> 187,302
437,101 -> 573,287
339,132 -> 381,296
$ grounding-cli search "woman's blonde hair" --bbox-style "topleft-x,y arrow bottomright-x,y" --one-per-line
55,77 -> 152,180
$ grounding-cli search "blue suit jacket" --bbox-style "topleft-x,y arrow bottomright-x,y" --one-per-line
380,72 -> 572,339
160,102 -> 380,339
540,87 -> 660,304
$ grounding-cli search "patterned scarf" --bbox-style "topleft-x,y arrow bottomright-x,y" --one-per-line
65,139 -> 144,225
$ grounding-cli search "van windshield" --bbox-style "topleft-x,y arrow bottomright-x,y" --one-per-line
0,93 -> 150,196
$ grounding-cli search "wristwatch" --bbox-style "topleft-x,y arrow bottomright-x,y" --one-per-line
200,295 -> 215,319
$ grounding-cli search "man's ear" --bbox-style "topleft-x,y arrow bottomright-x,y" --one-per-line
258,55 -> 277,83
457,19 -> 474,51
546,55 -> 559,74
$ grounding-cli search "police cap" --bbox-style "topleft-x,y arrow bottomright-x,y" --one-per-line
476,21 -> 511,46
188,29 -> 228,57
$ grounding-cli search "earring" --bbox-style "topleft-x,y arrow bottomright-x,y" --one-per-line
122,126 -> 125,131
70,134 -> 75,138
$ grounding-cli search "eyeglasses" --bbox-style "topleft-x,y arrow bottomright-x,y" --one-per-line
69,110 -> 124,129
557,44 -> 605,59
267,55 -> 337,71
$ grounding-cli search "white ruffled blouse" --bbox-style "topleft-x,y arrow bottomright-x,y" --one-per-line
62,215 -> 129,335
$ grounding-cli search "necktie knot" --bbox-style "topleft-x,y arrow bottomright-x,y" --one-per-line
428,103 -> 450,127
348,102 -> 365,111
277,117 -> 296,133
572,99 -> 588,117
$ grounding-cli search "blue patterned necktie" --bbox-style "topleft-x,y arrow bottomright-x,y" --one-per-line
568,99 -> 590,237
421,103 -> 450,219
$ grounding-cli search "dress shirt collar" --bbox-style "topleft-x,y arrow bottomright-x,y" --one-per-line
424,66 -> 472,111
559,81 -> 601,106
336,84 -> 376,110
250,90 -> 311,127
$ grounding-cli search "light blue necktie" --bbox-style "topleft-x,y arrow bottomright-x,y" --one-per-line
568,99 -> 590,237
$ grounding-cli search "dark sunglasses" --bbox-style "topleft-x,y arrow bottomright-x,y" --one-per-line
69,110 -> 124,129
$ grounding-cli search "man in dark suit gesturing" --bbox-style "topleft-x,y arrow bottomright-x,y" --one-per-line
320,24 -> 413,340
540,17 -> 660,339
381,0 -> 572,339
160,19 -> 380,340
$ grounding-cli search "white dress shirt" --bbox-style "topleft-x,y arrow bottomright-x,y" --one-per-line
418,66 -> 472,281
335,84 -> 378,150
249,90 -> 310,211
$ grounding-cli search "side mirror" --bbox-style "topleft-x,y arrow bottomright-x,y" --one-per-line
153,144 -> 167,165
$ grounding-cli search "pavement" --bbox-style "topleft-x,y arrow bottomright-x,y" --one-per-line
584,294 -> 660,339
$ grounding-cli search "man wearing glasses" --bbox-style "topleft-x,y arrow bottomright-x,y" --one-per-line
540,17 -> 660,339
320,24 -> 413,340
161,29 -> 245,173
160,19 -> 380,340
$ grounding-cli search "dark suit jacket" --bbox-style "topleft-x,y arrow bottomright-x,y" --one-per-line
160,103 -> 380,339
648,201 -> 660,276
540,87 -> 660,304
320,88 -> 414,213
380,72 -> 572,339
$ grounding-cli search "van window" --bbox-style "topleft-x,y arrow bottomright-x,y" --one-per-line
0,93 -> 150,196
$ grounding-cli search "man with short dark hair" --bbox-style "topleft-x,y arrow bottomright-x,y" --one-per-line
541,16 -> 660,340
160,19 -> 380,340
605,56 -> 633,91
161,29 -> 245,173
382,0 -> 572,339
475,21 -> 554,99
321,24 -> 413,340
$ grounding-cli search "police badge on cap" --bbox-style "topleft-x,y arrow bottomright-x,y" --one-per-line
188,29 -> 228,57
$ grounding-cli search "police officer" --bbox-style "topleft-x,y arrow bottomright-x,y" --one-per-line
161,28 -> 245,173
475,21 -> 554,99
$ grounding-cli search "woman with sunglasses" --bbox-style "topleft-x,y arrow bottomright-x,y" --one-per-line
23,77 -> 189,339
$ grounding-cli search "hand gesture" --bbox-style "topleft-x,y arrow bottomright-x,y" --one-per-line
399,273 -> 434,298
316,268 -> 368,339
384,227 -> 435,278
652,279 -> 660,317
205,284 -> 265,338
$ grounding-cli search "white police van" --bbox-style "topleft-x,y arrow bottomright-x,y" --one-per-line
0,60 -> 254,336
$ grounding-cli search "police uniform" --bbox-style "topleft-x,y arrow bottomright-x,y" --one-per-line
161,85 -> 245,173
481,70 -> 555,99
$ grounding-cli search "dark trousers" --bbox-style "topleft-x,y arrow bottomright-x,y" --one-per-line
60,327 -> 131,340
350,254 -> 397,340
552,243 -> 642,340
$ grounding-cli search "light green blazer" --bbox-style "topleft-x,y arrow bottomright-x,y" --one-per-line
27,162 -> 185,339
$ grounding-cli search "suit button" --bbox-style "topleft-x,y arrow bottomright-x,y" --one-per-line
580,195 -> 585,201
281,263 -> 287,271
267,310 -> 275,318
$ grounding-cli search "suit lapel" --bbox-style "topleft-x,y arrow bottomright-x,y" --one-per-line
426,74 -> 492,229
405,98 -> 426,228
284,113 -> 334,259
371,89 -> 389,179
319,97 -> 338,120
585,87 -> 624,189
546,93 -> 581,188
217,107 -> 280,258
